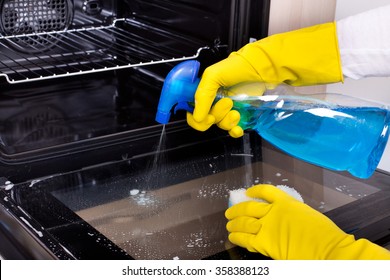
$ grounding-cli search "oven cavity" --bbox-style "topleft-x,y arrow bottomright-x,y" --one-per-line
0,0 -> 249,85
0,17 -> 205,84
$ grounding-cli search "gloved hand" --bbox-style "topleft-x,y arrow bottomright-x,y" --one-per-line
187,22 -> 343,137
187,98 -> 243,138
225,184 -> 390,260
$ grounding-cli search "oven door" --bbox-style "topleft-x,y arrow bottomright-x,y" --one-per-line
1,0 -> 390,260
1,131 -> 390,259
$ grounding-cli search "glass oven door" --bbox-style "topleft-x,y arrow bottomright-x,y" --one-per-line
2,131 -> 389,259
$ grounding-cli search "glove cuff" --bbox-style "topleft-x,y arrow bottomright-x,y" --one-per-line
328,236 -> 390,260
236,22 -> 343,86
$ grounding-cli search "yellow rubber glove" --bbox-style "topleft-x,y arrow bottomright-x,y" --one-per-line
188,22 -> 343,137
225,184 -> 390,260
187,98 -> 243,137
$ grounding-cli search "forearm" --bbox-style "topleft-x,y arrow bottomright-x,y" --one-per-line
337,5 -> 390,79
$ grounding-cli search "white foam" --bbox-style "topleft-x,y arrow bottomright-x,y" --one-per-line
276,185 -> 303,202
228,188 -> 265,206
129,189 -> 140,196
228,185 -> 304,206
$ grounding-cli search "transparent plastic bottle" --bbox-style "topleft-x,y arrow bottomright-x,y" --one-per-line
218,82 -> 390,179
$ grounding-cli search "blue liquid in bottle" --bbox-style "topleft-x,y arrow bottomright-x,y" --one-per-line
231,92 -> 390,179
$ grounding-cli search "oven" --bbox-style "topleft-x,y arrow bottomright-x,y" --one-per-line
0,0 -> 389,260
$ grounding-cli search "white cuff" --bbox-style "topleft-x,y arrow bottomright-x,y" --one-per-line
337,5 -> 390,79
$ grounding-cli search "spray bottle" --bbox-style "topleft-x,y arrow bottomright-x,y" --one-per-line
155,60 -> 390,179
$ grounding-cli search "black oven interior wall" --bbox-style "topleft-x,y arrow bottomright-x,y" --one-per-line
0,0 -> 269,183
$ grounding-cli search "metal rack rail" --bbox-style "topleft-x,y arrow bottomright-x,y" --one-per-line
0,19 -> 204,84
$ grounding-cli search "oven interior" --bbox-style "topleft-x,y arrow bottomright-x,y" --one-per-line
0,0 -> 269,167
0,0 -> 267,84
1,0 -> 390,260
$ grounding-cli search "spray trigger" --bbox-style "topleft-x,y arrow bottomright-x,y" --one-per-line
174,102 -> 194,114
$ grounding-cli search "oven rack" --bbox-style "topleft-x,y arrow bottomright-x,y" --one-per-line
0,19 -> 204,84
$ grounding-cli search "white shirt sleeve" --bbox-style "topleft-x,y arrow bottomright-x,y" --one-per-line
337,4 -> 390,79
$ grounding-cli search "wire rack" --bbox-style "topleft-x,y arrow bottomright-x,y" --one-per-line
0,18 -> 204,84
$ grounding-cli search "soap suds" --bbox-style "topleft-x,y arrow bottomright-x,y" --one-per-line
130,189 -> 140,196
197,183 -> 229,199
229,185 -> 304,206
185,232 -> 209,249
129,190 -> 158,206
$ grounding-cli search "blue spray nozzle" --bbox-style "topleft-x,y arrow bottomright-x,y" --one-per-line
155,60 -> 201,124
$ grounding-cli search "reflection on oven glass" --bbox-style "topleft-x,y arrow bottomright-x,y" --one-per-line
53,155 -> 262,259
51,143 -> 380,260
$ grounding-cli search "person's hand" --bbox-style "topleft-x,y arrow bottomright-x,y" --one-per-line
187,52 -> 263,138
187,97 -> 244,138
225,184 -> 390,260
187,22 -> 343,137
186,49 -> 266,138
